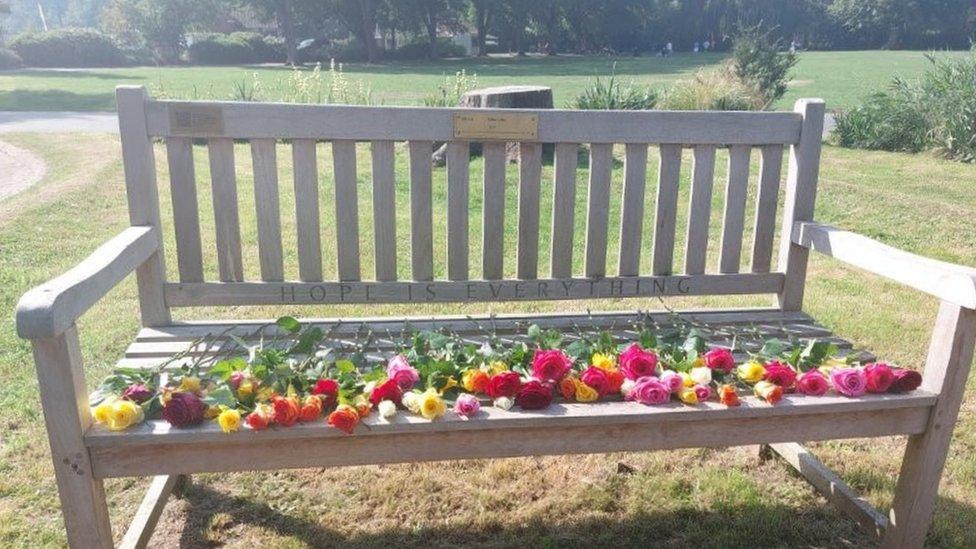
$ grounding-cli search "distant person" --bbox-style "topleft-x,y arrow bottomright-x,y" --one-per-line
694,41 -> 700,53
666,42 -> 673,55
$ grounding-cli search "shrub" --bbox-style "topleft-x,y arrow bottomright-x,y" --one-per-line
833,83 -> 928,153
730,26 -> 797,107
388,39 -> 467,60
299,40 -> 368,63
0,48 -> 23,70
10,28 -> 126,67
659,69 -> 760,111
423,69 -> 478,107
187,34 -> 254,65
570,65 -> 657,110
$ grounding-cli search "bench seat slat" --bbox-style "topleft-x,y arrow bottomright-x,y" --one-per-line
652,144 -> 682,275
251,138 -> 284,281
409,141 -> 434,281
549,143 -> 578,278
333,140 -> 361,281
751,144 -> 784,273
685,145 -> 717,275
618,143 -> 648,277
370,140 -> 398,281
584,143 -> 613,278
517,142 -> 543,280
446,141 -> 470,281
718,145 -> 751,274
482,142 -> 507,280
206,138 -> 243,282
165,137 -> 204,283
292,139 -> 322,282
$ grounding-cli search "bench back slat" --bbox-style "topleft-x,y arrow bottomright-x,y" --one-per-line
127,92 -> 826,310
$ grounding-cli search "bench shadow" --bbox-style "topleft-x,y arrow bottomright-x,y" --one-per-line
4,68 -> 142,80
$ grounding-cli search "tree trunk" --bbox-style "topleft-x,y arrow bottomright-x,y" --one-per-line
360,0 -> 378,62
276,0 -> 298,66
425,8 -> 438,60
474,0 -> 489,56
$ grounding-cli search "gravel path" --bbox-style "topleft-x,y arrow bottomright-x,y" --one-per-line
0,139 -> 47,201
0,111 -> 119,133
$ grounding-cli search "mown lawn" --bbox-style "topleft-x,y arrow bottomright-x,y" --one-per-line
0,130 -> 974,547
0,50 -> 968,112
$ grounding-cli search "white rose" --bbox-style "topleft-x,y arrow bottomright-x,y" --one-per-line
377,399 -> 397,419
402,392 -> 421,413
494,396 -> 514,410
690,366 -> 712,386
620,379 -> 636,397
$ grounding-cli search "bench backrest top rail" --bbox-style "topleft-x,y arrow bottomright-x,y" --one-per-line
116,86 -> 825,309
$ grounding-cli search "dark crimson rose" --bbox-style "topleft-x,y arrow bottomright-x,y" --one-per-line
312,378 -> 340,409
162,392 -> 206,428
515,380 -> 553,410
580,366 -> 611,397
487,371 -> 522,399
369,378 -> 403,406
889,369 -> 922,393
763,360 -> 797,389
121,383 -> 154,404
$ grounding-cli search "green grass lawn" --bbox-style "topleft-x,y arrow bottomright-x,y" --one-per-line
0,50 -> 967,112
0,131 -> 975,547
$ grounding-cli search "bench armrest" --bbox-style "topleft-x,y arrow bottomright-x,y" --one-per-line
793,221 -> 976,309
16,226 -> 162,340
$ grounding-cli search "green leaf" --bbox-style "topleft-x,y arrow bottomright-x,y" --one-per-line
276,316 -> 302,334
336,359 -> 356,374
203,386 -> 236,408
209,357 -> 246,381
289,327 -> 323,355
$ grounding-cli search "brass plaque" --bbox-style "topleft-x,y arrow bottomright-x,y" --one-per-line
168,104 -> 224,135
454,112 -> 538,140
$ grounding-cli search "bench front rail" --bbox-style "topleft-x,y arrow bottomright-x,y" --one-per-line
15,87 -> 976,548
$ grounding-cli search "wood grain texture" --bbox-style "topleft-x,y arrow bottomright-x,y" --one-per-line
482,141 -> 506,280
517,142 -> 542,280
165,137 -> 203,283
250,138 -> 283,281
584,143 -> 613,278
652,144 -> 682,276
684,145 -> 717,275
409,141 -> 434,281
550,143 -> 578,278
332,140 -> 361,281
618,143 -> 648,276
206,138 -> 243,282
292,139 -> 322,282
718,145 -> 751,274
751,145 -> 784,273
446,141 -> 470,280
370,140 -> 397,281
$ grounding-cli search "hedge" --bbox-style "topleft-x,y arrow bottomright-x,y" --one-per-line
10,28 -> 126,67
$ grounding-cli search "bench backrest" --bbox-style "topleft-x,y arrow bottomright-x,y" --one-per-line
116,86 -> 824,316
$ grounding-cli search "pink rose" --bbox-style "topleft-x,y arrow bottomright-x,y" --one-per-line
796,370 -> 829,396
830,367 -> 867,398
454,393 -> 481,418
121,383 -> 154,404
619,343 -> 659,380
580,366 -> 611,397
659,370 -> 683,393
387,355 -> 420,391
703,347 -> 735,374
228,371 -> 246,390
864,362 -> 895,393
764,361 -> 797,390
890,369 -> 922,393
627,377 -> 670,405
693,384 -> 711,402
531,349 -> 573,383
162,392 -> 206,428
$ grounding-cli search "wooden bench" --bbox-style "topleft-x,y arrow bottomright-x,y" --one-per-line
16,85 -> 976,548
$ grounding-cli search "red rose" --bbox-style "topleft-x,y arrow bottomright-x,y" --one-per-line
618,343 -> 659,380
606,370 -> 625,394
162,391 -> 206,428
764,360 -> 797,389
327,405 -> 360,434
487,371 -> 522,399
516,380 -> 553,410
271,396 -> 301,427
369,378 -> 403,406
312,378 -> 340,409
889,368 -> 922,393
704,348 -> 735,374
796,370 -> 829,396
531,349 -> 573,382
865,362 -> 895,393
580,366 -> 611,397
245,408 -> 271,430
299,395 -> 323,422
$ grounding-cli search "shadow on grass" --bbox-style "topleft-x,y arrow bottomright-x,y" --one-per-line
0,89 -> 116,111
3,68 -> 143,80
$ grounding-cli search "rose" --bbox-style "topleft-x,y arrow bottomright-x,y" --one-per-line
580,366 -> 611,397
312,378 -> 340,410
890,369 -> 922,393
677,387 -> 699,405
574,379 -> 599,402
703,347 -> 736,374
689,366 -> 712,386
454,393 -> 481,418
618,343 -> 659,380
486,371 -> 522,399
299,395 -> 323,422
327,404 -> 360,434
369,378 -> 403,406
178,376 -> 202,393
796,370 -> 829,396
737,361 -> 766,384
487,361 -> 508,375
531,349 -> 573,382
718,384 -> 740,406
591,352 -> 617,371
830,367 -> 868,398
228,371 -> 246,390
121,383 -> 154,404
693,384 -> 711,402
516,380 -> 554,410
245,405 -> 271,431
402,392 -> 421,414
107,399 -> 144,431
271,396 -> 301,427
162,392 -> 206,428
462,369 -> 491,394
417,390 -> 447,420
627,377 -> 670,405
754,380 -> 784,404
865,362 -> 895,393
620,379 -> 636,398
387,355 -> 420,391
659,370 -> 683,393
606,370 -> 625,394
355,399 -> 372,418
494,396 -> 514,410
377,399 -> 397,419
559,377 -> 577,400
217,409 -> 242,433
764,361 -> 797,389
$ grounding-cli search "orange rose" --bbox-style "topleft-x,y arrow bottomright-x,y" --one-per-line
754,380 -> 784,404
559,377 -> 577,400
245,405 -> 272,431
271,395 -> 301,427
462,369 -> 491,394
299,395 -> 323,422
606,369 -> 625,394
328,404 -> 360,434
718,384 -> 740,407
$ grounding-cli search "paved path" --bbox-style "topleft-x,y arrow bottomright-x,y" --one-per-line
0,111 -> 118,133
0,139 -> 47,200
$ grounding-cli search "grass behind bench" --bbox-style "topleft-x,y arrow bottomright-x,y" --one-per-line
0,133 -> 974,547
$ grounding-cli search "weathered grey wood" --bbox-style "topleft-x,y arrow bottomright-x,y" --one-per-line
794,222 -> 976,310
516,142 -> 542,279
117,86 -> 170,326
165,137 -> 203,283
370,140 -> 397,281
684,145 -> 717,275
618,143 -> 648,276
118,475 -> 183,549
719,145 -> 751,273
332,139 -> 361,281
446,141 -> 470,280
32,327 -> 113,548
147,100 -> 803,144
883,303 -> 976,548
292,139 -> 322,282
777,99 -> 825,310
16,226 -> 160,339
751,145 -> 784,273
652,144 -> 682,276
584,143 -> 613,278
770,442 -> 887,540
206,137 -> 243,282
250,138 -> 283,281
409,141 -> 434,281
549,142 -> 577,278
482,141 -> 506,279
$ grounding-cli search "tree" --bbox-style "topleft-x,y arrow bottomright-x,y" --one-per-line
469,0 -> 496,56
101,0 -> 217,63
331,0 -> 379,62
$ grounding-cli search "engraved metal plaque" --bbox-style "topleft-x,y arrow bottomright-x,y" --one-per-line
168,104 -> 224,135
453,112 -> 538,140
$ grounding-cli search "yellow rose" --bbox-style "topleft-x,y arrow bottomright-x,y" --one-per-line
237,380 -> 254,397
692,357 -> 705,368
217,409 -> 242,433
591,352 -> 616,371
256,387 -> 274,402
179,376 -> 201,393
737,361 -> 766,384
679,372 -> 695,387
204,406 -> 221,420
678,387 -> 699,405
107,400 -> 144,431
574,379 -> 599,403
92,398 -> 115,424
419,389 -> 447,420
487,360 -> 509,375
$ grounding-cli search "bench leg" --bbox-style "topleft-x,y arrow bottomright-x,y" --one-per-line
882,303 -> 976,549
32,326 -> 113,549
